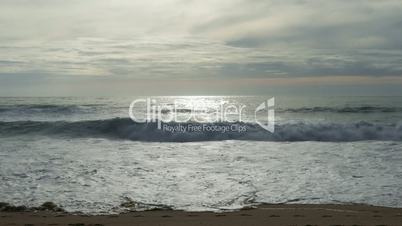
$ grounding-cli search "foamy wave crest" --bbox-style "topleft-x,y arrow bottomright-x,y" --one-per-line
1,118 -> 402,142
280,106 -> 402,113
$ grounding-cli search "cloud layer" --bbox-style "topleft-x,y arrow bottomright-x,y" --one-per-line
0,0 -> 401,95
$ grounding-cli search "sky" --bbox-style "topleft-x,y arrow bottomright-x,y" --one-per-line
0,0 -> 402,96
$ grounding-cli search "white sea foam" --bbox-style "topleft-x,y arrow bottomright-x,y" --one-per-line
0,137 -> 401,214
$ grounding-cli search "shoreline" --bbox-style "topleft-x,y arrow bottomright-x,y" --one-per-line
1,204 -> 401,226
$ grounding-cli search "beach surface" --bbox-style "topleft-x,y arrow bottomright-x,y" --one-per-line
1,204 -> 401,226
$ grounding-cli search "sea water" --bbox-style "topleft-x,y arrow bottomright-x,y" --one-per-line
0,96 -> 401,214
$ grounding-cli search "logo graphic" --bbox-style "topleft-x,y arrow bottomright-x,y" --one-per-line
254,98 -> 275,133
129,97 -> 275,133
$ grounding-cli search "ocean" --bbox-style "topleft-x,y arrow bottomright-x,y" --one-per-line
0,96 -> 401,214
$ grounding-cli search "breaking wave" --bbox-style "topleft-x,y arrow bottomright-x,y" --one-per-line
1,118 -> 402,142
279,106 -> 402,113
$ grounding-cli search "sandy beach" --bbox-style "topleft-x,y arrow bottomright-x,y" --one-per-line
1,204 -> 401,226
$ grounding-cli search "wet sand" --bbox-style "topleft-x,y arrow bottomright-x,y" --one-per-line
1,204 -> 401,226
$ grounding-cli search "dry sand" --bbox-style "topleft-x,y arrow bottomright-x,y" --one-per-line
1,204 -> 401,226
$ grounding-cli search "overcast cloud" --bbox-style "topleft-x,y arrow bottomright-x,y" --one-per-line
0,0 -> 401,95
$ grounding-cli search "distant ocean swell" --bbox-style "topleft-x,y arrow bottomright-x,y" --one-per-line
278,106 -> 402,113
1,104 -> 402,114
0,104 -> 99,114
1,118 -> 402,142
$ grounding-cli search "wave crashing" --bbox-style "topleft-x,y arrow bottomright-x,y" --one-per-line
1,118 -> 402,142
279,106 -> 402,113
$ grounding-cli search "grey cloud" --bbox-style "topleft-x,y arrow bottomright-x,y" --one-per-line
226,16 -> 402,49
0,0 -> 401,87
194,0 -> 402,49
1,39 -> 402,80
